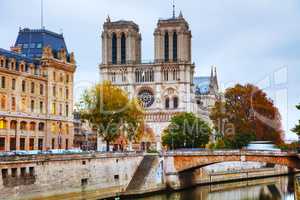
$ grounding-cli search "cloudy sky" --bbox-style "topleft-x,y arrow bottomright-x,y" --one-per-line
1,0 -> 299,140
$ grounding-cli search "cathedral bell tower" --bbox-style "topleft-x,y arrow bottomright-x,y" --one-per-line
154,11 -> 192,63
101,16 -> 141,65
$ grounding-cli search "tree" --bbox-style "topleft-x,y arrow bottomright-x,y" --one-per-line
162,112 -> 211,149
77,81 -> 144,151
292,104 -> 300,136
210,84 -> 283,147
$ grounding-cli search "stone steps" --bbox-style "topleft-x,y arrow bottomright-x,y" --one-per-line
126,155 -> 156,191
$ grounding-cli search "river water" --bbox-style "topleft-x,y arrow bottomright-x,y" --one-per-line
127,176 -> 296,200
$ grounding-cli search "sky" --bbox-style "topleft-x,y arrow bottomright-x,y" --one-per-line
0,0 -> 300,140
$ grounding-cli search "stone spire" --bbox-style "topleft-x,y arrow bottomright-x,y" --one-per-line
106,15 -> 111,23
179,10 -> 183,19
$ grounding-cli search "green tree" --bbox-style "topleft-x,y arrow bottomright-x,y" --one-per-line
210,84 -> 283,147
77,81 -> 144,151
292,104 -> 300,136
162,112 -> 211,149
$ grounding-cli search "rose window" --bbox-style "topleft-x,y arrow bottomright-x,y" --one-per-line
138,89 -> 155,108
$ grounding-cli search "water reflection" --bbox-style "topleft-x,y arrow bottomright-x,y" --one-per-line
128,176 -> 296,200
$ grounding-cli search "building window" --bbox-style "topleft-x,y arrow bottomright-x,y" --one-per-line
164,32 -> 169,62
165,97 -> 170,109
20,138 -> 25,150
22,80 -> 26,92
121,33 -> 126,64
29,138 -> 34,150
59,87 -> 62,98
53,71 -> 56,81
38,122 -> 45,131
111,72 -> 116,82
1,76 -> 5,89
59,104 -> 62,116
112,33 -> 117,64
173,96 -> 179,109
38,138 -> 43,150
173,32 -> 178,62
31,82 -> 35,93
53,86 -> 56,97
31,100 -> 35,112
20,121 -> 27,130
66,74 -> 69,83
0,138 -> 5,151
60,73 -> 63,82
0,119 -> 6,129
163,70 -> 168,81
52,138 -> 55,149
40,84 -> 44,95
172,68 -> 179,80
11,168 -> 17,177
20,167 -> 26,177
12,79 -> 16,90
66,88 -> 69,99
10,120 -> 17,130
29,167 -> 34,177
10,138 -> 16,151
66,104 -> 69,117
0,95 -> 6,110
52,103 -> 56,115
40,101 -> 43,113
66,139 -> 69,150
29,122 -> 36,131
0,59 -> 4,67
11,97 -> 16,111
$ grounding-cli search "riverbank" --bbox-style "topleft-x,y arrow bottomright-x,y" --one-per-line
119,166 -> 291,199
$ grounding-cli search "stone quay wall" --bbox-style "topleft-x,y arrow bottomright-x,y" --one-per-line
0,153 -> 144,200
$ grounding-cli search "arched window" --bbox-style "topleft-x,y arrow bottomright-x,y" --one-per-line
112,33 -> 117,64
173,32 -> 177,62
29,122 -> 36,131
165,97 -> 170,109
1,76 -> 5,89
173,96 -> 179,109
38,122 -> 45,131
20,121 -> 27,131
121,33 -> 126,64
10,120 -> 17,130
164,32 -> 169,62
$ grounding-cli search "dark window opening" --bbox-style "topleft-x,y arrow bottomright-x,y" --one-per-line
164,32 -> 169,62
20,138 -> 25,150
114,175 -> 119,180
81,178 -> 88,186
173,32 -> 178,62
0,137 -> 5,151
38,138 -> 43,151
11,168 -> 17,177
52,138 -> 55,149
2,169 -> 8,179
29,138 -> 34,150
173,97 -> 178,109
10,138 -> 16,151
82,161 -> 86,165
112,33 -> 117,64
20,167 -> 26,177
165,98 -> 170,109
29,167 -> 34,177
121,33 -> 126,64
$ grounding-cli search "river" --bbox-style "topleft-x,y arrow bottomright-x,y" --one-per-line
125,175 -> 296,200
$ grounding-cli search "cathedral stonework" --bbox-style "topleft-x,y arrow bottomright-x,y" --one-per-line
100,14 -> 219,150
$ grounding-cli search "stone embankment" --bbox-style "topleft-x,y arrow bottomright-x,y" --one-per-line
0,152 -> 294,200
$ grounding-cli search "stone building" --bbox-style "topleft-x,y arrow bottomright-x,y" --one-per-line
0,28 -> 76,151
73,112 -> 97,151
99,12 -> 221,151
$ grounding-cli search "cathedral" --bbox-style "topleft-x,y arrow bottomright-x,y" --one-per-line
99,12 -> 220,150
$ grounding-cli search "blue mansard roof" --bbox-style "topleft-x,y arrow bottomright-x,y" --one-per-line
0,48 -> 39,65
194,76 -> 211,95
14,28 -> 68,59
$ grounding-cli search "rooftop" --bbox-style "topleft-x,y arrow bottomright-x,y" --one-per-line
14,28 -> 68,59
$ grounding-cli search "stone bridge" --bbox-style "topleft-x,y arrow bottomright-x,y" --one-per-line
163,150 -> 300,189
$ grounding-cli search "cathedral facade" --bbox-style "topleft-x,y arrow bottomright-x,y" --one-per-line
100,13 -> 219,150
